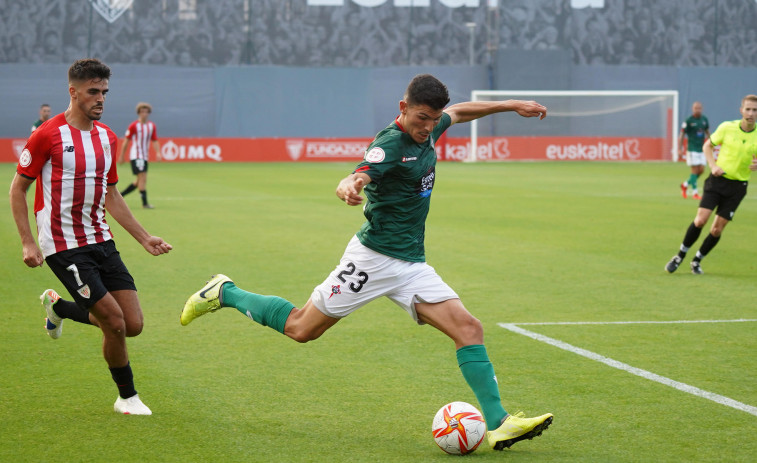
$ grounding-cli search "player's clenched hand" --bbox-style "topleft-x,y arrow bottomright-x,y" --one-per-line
513,100 -> 547,120
749,157 -> 757,171
22,243 -> 45,268
710,164 -> 725,177
142,236 -> 173,256
337,175 -> 366,206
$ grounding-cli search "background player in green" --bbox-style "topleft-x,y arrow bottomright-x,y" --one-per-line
30,103 -> 51,134
181,74 -> 553,451
666,94 -> 757,274
678,101 -> 710,199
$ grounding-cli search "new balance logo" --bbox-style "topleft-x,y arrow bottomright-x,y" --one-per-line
64,146 -> 75,152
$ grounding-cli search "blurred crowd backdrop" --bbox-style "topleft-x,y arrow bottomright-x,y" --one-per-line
2,0 -> 756,68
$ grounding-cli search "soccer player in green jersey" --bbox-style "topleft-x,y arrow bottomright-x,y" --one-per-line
182,74 -> 553,450
678,101 -> 710,199
30,103 -> 51,134
666,94 -> 757,274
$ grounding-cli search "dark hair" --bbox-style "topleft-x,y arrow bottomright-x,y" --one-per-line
68,58 -> 111,83
404,74 -> 450,111
40,103 -> 50,108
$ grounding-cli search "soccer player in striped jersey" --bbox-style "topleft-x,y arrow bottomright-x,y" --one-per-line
181,74 -> 553,450
666,94 -> 757,274
9,59 -> 172,415
119,102 -> 161,209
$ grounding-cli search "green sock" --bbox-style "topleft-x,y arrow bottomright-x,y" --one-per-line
688,173 -> 698,190
456,344 -> 507,430
220,282 -> 295,334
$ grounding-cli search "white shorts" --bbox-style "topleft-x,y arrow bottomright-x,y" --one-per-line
686,151 -> 705,166
310,236 -> 459,323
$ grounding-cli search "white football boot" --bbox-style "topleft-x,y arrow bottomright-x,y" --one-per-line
114,394 -> 153,415
40,289 -> 63,339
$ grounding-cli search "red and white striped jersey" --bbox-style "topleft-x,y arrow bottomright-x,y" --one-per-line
124,120 -> 158,161
17,113 -> 119,258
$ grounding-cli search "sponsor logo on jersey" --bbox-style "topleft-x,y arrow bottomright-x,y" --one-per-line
402,156 -> 417,162
365,147 -> 385,163
417,167 -> 435,198
19,149 -> 32,167
64,145 -> 75,152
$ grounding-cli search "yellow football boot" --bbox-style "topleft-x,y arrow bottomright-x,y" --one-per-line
180,274 -> 232,326
487,411 -> 553,450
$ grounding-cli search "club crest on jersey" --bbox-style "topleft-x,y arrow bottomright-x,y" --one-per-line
77,284 -> 91,299
329,285 -> 341,299
365,147 -> 385,163
19,149 -> 32,167
91,0 -> 133,24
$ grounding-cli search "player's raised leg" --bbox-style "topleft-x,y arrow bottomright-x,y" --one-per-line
181,275 -> 297,334
416,299 -> 552,450
39,289 -> 97,339
181,274 -> 339,342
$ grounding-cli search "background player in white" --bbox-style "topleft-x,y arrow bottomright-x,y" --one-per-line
119,102 -> 161,209
9,58 -> 172,415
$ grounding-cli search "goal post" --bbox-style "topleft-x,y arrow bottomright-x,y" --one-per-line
469,90 -> 679,162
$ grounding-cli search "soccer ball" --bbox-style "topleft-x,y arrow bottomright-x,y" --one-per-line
431,401 -> 486,455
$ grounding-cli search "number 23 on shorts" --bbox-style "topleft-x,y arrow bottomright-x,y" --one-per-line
336,262 -> 369,293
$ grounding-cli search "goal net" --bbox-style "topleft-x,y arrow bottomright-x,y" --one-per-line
468,90 -> 678,162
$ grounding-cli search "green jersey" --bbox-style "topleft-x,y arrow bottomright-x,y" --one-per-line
31,119 -> 44,133
354,113 -> 452,263
681,115 -> 709,152
710,120 -> 757,182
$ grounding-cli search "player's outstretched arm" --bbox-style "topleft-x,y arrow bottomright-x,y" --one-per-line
104,187 -> 172,256
9,173 -> 45,267
444,100 -> 547,125
336,172 -> 371,206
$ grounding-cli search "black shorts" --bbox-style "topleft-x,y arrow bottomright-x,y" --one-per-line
130,159 -> 148,175
699,174 -> 748,220
45,240 -> 137,309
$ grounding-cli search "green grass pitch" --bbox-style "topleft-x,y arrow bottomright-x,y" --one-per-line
1,161 -> 755,462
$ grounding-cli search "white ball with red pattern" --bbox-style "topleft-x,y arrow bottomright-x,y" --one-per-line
431,401 -> 486,455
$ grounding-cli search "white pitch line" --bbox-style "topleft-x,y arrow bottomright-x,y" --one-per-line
508,319 -> 757,326
498,323 -> 757,417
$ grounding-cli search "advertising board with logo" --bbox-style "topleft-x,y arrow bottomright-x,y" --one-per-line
0,136 -> 670,164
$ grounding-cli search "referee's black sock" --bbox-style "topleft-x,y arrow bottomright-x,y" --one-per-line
678,222 -> 703,258
694,233 -> 721,262
109,362 -> 137,399
121,183 -> 137,196
139,190 -> 148,206
53,298 -> 92,325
